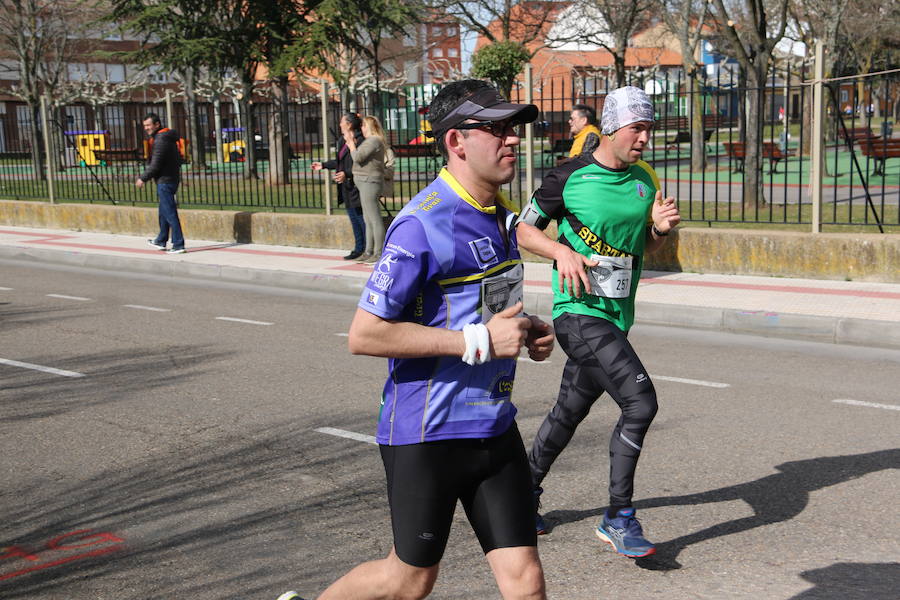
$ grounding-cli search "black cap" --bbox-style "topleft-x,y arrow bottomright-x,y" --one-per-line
429,88 -> 539,137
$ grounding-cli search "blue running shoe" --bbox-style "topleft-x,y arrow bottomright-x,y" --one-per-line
595,508 -> 655,558
535,487 -> 547,535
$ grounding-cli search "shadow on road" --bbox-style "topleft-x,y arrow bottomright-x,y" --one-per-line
789,562 -> 900,599
1,421 -> 386,599
544,448 -> 899,571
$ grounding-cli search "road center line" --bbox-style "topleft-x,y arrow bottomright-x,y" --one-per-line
315,427 -> 377,445
0,357 -> 85,378
832,399 -> 900,412
652,375 -> 731,388
215,317 -> 274,326
46,294 -> 91,301
0,286 -> 12,290
123,304 -> 171,312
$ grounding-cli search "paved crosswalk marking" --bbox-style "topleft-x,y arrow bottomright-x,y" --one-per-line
124,304 -> 171,312
315,427 -> 377,445
0,357 -> 85,378
833,399 -> 900,412
46,294 -> 91,301
215,317 -> 273,326
653,375 -> 730,388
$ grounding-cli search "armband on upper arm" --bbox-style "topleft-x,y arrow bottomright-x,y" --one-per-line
516,202 -> 551,230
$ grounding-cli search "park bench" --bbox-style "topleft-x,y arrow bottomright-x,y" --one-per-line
94,148 -> 143,165
860,137 -> 900,176
842,126 -> 875,143
722,141 -> 796,173
544,137 -> 573,165
393,143 -> 440,170
0,151 -> 30,160
665,129 -> 715,150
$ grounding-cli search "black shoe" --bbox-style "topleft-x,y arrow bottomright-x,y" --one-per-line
344,250 -> 363,260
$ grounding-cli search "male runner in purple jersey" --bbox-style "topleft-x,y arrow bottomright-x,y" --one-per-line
278,80 -> 554,600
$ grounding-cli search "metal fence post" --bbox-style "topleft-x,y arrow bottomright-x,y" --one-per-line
320,79 -> 332,215
39,95 -> 55,204
810,41 -> 825,233
525,63 -> 534,204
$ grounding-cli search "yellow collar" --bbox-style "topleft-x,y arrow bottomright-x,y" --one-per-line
438,168 -> 516,214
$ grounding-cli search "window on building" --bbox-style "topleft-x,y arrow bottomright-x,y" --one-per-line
446,26 -> 456,36
432,26 -> 443,37
106,64 -> 125,83
432,47 -> 443,58
402,26 -> 416,47
0,60 -> 18,80
405,61 -> 418,84
448,47 -> 458,58
67,63 -> 87,81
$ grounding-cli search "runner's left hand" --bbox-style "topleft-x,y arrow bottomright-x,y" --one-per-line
524,315 -> 554,361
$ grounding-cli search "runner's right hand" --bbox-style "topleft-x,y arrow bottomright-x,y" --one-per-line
554,246 -> 597,298
485,302 -> 530,359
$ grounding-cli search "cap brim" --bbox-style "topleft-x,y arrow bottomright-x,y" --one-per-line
469,102 -> 539,124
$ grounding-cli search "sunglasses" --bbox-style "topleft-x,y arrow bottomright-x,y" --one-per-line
454,120 -> 522,138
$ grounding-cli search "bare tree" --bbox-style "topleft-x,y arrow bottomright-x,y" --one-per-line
0,0 -> 91,179
429,0 -> 563,55
709,0 -> 790,208
545,0 -> 653,87
655,0 -> 711,170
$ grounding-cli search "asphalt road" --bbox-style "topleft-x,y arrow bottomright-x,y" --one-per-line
2,259 -> 898,600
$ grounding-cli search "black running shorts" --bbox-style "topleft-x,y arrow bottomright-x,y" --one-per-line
379,423 -> 537,567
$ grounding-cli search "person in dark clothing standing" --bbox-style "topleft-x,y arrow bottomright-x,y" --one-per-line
312,113 -> 366,260
138,113 -> 185,254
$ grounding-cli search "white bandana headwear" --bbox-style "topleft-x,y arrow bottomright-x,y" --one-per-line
600,86 -> 655,135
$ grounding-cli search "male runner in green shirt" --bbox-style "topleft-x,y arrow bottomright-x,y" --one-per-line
516,86 -> 680,558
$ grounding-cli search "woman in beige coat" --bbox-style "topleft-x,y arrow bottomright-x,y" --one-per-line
345,115 -> 386,263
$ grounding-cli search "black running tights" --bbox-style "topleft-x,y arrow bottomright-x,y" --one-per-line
528,312 -> 658,509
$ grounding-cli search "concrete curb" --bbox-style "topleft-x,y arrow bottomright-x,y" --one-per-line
3,244 -> 898,351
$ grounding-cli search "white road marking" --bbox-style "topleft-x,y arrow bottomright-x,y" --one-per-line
124,304 -> 171,312
0,357 -> 85,378
315,427 -> 377,445
215,317 -> 273,326
519,357 -> 552,364
833,399 -> 900,412
652,375 -> 730,388
46,294 -> 91,301
335,332 -> 349,337
0,286 -> 12,290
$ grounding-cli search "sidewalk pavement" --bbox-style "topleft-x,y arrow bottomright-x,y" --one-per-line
2,225 -> 899,350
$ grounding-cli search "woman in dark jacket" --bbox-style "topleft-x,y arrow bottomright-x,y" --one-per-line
312,113 -> 366,260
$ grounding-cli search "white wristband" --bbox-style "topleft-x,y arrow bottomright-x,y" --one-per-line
462,323 -> 491,366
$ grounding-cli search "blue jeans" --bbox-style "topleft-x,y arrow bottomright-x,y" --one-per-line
153,182 -> 184,249
347,203 -> 365,253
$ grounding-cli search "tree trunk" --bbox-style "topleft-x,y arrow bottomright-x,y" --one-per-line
689,74 -> 707,170
240,82 -> 258,180
182,68 -> 205,169
742,67 -> 765,209
267,77 -> 291,185
29,102 -> 45,181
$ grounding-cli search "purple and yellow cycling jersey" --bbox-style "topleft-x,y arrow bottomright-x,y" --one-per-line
358,168 -> 524,445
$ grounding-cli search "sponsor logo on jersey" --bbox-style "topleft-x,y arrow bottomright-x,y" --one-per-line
386,242 -> 415,258
491,375 -> 515,399
366,291 -> 382,306
376,253 -> 399,273
469,236 -> 498,268
372,272 -> 394,292
636,182 -> 648,198
636,373 -> 647,383
581,174 -> 603,180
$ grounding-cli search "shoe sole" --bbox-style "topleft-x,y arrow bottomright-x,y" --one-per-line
147,241 -> 166,250
595,527 -> 656,558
